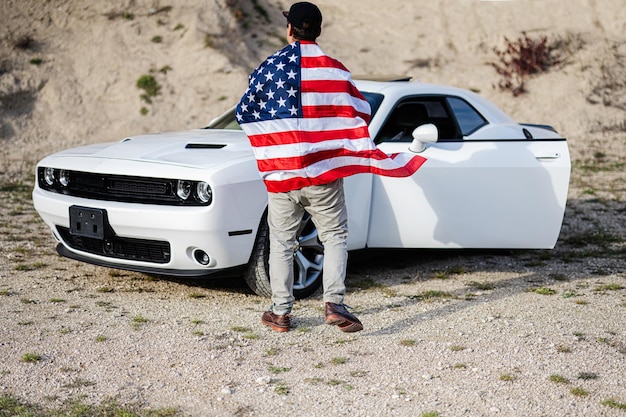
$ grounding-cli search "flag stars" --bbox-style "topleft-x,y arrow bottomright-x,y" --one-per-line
238,42 -> 304,124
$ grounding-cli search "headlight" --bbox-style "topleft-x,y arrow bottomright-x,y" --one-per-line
44,167 -> 55,185
176,180 -> 192,200
196,182 -> 212,204
59,170 -> 70,187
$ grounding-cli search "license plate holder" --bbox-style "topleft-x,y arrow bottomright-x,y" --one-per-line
69,206 -> 106,239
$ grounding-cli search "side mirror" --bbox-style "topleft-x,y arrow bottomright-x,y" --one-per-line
409,123 -> 438,153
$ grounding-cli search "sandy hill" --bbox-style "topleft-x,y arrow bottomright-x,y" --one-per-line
0,0 -> 624,183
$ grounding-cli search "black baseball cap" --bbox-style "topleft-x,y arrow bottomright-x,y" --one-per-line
282,2 -> 322,29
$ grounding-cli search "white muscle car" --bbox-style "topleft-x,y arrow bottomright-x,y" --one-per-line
32,79 -> 571,298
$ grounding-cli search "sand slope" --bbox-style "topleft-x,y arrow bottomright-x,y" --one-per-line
0,0 -> 624,181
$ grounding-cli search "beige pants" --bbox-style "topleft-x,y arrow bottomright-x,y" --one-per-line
267,179 -> 348,315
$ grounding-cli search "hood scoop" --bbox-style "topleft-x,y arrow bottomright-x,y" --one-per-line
185,143 -> 227,149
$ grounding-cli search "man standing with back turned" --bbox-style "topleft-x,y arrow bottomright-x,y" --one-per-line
236,2 -> 426,333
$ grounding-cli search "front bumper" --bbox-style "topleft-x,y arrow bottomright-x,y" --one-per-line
32,186 -> 260,275
55,244 -> 244,277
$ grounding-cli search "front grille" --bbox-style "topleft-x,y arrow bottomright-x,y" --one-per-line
65,171 -> 175,204
108,178 -> 169,195
57,227 -> 171,264
37,168 -> 211,206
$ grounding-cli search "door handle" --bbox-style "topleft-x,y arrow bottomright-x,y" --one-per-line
536,152 -> 561,160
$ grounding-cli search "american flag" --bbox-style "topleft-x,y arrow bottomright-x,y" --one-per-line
237,40 -> 426,193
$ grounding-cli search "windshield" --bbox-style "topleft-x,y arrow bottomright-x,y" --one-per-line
206,91 -> 385,130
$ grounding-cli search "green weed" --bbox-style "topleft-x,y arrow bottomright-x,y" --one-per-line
132,315 -> 148,329
602,399 -> 626,410
268,366 -> 290,374
467,281 -> 495,290
274,383 -> 289,395
136,74 -> 161,103
499,373 -> 516,382
412,290 -> 453,301
21,352 -> 42,363
230,326 -> 251,333
264,348 -> 280,356
549,374 -> 569,384
595,283 -> 624,291
188,292 -> 206,299
0,394 -> 178,416
534,287 -> 556,295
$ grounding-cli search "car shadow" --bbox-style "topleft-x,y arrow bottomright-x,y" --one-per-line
146,194 -> 624,327
343,191 -> 625,336
154,272 -> 255,296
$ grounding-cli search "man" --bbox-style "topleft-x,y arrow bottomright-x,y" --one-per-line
236,2 -> 426,333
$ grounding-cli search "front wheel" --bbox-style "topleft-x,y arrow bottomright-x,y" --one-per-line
244,213 -> 324,299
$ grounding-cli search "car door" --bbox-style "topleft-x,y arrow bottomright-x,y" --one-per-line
366,95 -> 570,249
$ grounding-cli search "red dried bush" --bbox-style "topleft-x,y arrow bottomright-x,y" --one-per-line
491,32 -> 561,96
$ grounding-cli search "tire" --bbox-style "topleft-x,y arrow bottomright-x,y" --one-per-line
244,212 -> 324,299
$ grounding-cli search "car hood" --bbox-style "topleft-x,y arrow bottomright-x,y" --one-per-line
51,129 -> 253,169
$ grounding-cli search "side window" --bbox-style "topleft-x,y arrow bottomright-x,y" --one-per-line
447,97 -> 487,136
206,108 -> 242,130
375,97 -> 461,143
362,92 -> 384,120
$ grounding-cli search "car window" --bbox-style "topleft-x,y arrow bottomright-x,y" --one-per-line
206,108 -> 242,130
361,92 -> 384,119
375,96 -> 461,143
447,97 -> 487,136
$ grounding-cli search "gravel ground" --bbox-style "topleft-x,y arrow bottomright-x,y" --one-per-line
1,171 -> 625,416
1,1 -> 625,415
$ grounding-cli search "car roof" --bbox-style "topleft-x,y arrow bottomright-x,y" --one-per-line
353,78 -> 516,124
